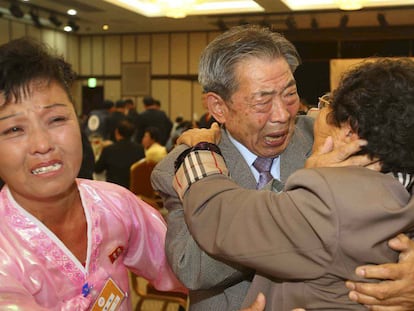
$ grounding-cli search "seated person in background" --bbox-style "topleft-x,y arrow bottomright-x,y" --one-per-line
0,37 -> 185,310
173,58 -> 414,310
142,126 -> 167,163
94,119 -> 145,188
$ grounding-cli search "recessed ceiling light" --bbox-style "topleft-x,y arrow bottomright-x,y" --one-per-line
67,9 -> 77,16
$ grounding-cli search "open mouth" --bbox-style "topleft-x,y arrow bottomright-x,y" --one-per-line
31,163 -> 62,175
264,131 -> 288,145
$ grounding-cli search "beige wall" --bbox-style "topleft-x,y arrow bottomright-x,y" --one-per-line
0,18 -> 224,123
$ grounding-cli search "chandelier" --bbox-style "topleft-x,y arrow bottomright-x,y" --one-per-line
337,0 -> 364,10
153,0 -> 201,18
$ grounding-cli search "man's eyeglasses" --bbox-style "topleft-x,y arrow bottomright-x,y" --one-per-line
318,94 -> 331,109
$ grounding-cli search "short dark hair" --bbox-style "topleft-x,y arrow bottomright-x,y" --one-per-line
143,96 -> 154,106
115,99 -> 126,108
330,58 -> 414,174
103,100 -> 114,109
145,126 -> 161,142
124,98 -> 134,106
0,37 -> 76,105
117,119 -> 135,139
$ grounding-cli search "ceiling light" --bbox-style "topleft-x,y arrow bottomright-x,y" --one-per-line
103,0 -> 263,18
64,19 -> 79,32
281,0 -> 414,11
155,0 -> 198,18
337,0 -> 364,10
9,2 -> 24,18
102,24 -> 109,30
67,9 -> 77,16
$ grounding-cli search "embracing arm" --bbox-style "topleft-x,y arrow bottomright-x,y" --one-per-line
151,148 -> 253,290
173,149 -> 337,279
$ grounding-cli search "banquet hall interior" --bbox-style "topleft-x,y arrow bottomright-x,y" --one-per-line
0,0 -> 413,309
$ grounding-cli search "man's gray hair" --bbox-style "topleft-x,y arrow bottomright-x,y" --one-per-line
198,24 -> 301,101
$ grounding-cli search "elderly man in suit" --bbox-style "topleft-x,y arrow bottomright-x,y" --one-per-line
151,25 -> 374,310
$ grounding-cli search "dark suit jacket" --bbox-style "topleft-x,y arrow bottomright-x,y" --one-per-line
151,116 -> 314,310
182,166 -> 414,310
95,139 -> 145,188
135,109 -> 173,146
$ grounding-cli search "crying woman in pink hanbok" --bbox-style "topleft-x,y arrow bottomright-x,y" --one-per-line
0,38 -> 185,310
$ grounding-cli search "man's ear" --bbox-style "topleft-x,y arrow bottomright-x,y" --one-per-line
206,92 -> 227,124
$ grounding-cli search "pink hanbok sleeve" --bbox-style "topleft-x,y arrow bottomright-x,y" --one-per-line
110,186 -> 186,293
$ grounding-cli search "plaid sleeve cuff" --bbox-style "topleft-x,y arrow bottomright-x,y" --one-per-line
173,150 -> 229,201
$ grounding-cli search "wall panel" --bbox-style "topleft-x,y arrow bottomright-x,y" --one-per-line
10,21 -> 26,39
92,36 -> 104,75
122,35 -> 136,62
189,33 -> 207,74
80,36 -> 92,76
151,34 -> 169,75
170,33 -> 188,74
67,35 -> 80,75
137,35 -> 150,62
192,82 -> 204,122
170,80 -> 192,121
151,80 -> 170,114
104,35 -> 121,75
41,29 -> 56,49
0,20 -> 10,45
27,25 -> 42,41
104,80 -> 121,102
55,32 -> 68,58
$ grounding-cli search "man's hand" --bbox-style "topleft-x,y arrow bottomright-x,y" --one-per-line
346,234 -> 414,310
240,293 -> 266,311
176,122 -> 221,146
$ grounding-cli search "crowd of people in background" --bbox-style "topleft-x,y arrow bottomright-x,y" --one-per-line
79,93 -> 222,190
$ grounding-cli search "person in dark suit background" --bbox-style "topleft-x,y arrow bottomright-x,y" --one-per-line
107,99 -> 128,142
134,96 -> 172,146
95,119 -> 145,188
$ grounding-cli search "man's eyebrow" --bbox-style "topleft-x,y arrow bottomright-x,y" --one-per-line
251,79 -> 297,98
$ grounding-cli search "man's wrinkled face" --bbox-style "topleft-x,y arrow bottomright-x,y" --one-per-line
220,57 -> 300,158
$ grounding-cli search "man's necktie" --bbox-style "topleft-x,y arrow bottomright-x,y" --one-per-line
253,157 -> 274,189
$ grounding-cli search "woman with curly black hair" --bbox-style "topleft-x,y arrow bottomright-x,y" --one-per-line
172,58 -> 414,310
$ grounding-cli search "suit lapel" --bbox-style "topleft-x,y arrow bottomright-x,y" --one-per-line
219,129 -> 257,190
